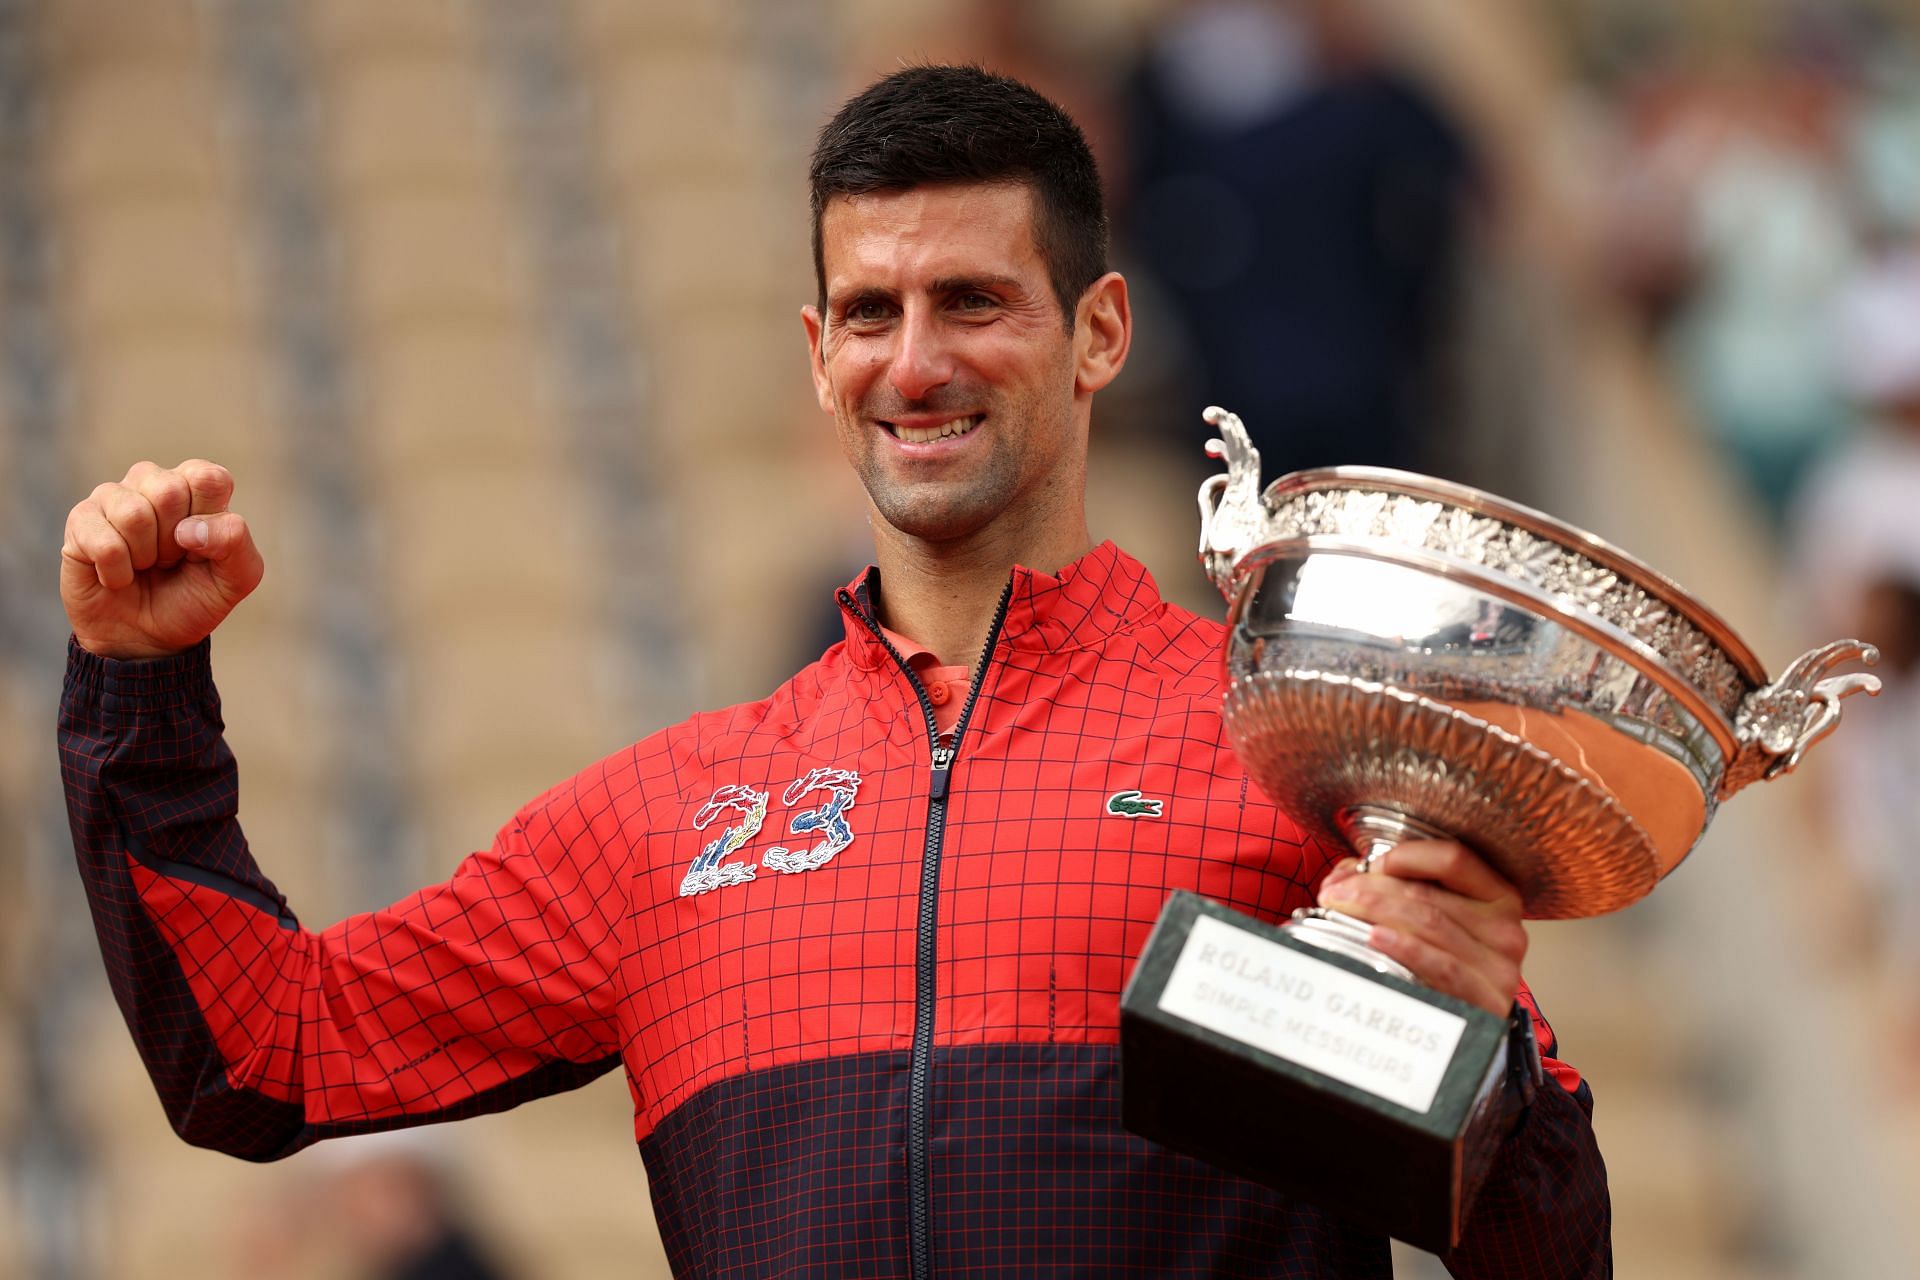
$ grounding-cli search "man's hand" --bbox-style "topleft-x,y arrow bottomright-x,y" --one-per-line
1316,841 -> 1527,1018
60,459 -> 264,660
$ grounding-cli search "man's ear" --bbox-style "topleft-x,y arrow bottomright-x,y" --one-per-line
801,304 -> 834,413
1073,272 -> 1131,396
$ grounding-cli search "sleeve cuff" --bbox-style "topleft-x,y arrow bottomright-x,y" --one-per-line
1498,1000 -> 1544,1137
64,636 -> 216,709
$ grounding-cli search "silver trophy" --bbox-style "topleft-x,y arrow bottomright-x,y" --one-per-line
1121,407 -> 1880,1250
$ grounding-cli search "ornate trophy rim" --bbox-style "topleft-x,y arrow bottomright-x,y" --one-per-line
1258,464 -> 1771,693
1226,533 -> 1745,759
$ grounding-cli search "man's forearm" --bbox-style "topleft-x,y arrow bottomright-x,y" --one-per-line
60,638 -> 316,1158
61,638 -> 625,1160
1443,1037 -> 1611,1278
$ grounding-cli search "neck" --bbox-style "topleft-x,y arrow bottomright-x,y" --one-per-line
866,513 -> 1093,668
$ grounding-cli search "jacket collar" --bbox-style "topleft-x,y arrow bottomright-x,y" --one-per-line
836,540 -> 1166,671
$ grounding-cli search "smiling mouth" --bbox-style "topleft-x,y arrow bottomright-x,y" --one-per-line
884,415 -> 982,444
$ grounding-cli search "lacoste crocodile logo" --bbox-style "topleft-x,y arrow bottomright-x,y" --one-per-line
1106,789 -> 1164,819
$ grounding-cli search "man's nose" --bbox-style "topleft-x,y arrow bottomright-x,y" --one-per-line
887,308 -> 954,402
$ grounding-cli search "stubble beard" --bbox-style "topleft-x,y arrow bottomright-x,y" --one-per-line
858,448 -> 1021,545
847,390 -> 1076,548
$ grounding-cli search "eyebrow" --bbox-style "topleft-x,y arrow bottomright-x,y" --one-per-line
826,273 -> 1027,313
929,273 -> 1022,295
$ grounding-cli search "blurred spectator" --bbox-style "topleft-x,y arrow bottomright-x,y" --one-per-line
1117,0 -> 1478,478
1661,66 -> 1858,525
1785,246 -> 1920,1044
1588,20 -> 1920,527
231,1136 -> 515,1280
1846,45 -> 1920,248
324,1143 -> 511,1280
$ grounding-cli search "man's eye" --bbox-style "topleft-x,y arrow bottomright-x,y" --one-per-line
956,293 -> 995,311
847,300 -> 891,323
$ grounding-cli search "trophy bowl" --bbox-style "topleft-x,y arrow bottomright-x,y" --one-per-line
1198,406 -> 1881,927
1117,406 -> 1881,1250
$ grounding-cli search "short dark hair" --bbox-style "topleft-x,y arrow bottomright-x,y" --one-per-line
809,64 -> 1108,324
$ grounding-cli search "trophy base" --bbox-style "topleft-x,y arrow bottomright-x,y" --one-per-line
1120,891 -> 1514,1253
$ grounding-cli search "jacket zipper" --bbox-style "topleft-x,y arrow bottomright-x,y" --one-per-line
838,579 -> 1015,1280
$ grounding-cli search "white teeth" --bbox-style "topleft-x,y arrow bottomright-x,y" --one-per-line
893,416 -> 979,444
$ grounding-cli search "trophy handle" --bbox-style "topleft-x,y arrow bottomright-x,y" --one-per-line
1721,640 -> 1882,797
1197,405 -> 1270,600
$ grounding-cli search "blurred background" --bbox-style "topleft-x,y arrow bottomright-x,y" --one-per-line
2,0 -> 1918,1275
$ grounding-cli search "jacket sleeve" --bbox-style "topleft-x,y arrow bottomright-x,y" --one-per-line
58,639 -> 625,1161
1443,984 -> 1612,1277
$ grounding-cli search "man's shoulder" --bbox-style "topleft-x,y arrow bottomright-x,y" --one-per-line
1148,594 -> 1227,644
1105,590 -> 1227,684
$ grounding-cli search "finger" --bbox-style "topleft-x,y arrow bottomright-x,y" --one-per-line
120,458 -> 162,486
95,482 -> 161,574
1319,869 -> 1528,966
63,498 -> 136,590
1367,922 -> 1516,1017
176,459 -> 235,515
130,465 -> 195,569
1325,874 -> 1521,1006
176,511 -> 265,599
1318,856 -> 1361,896
1364,840 -> 1522,910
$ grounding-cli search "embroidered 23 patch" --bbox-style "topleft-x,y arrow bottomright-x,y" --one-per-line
678,768 -> 863,897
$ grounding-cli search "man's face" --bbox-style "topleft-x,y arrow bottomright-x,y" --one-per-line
803,183 -> 1089,549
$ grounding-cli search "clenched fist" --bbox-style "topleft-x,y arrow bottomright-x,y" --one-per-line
60,459 -> 265,660
1316,840 -> 1528,1018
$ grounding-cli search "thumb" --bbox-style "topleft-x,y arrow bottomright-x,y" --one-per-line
175,512 -> 265,599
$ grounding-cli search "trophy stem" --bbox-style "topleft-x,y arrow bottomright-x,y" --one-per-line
1283,805 -> 1457,982
1337,805 -> 1456,861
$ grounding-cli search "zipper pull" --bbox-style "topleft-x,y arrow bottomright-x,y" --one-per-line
929,742 -> 955,800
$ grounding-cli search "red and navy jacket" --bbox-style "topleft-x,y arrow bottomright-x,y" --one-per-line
59,542 -> 1609,1278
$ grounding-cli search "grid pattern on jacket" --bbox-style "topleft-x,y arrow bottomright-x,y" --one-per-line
59,638 -> 622,1159
637,1040 -> 1607,1279
60,543 -> 1609,1273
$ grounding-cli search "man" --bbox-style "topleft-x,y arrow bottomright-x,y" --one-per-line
59,65 -> 1607,1277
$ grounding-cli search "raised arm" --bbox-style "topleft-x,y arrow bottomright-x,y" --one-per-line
58,462 -> 624,1159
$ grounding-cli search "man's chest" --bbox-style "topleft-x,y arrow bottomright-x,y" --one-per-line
614,710 -> 1332,1133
